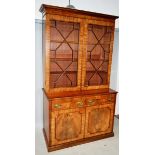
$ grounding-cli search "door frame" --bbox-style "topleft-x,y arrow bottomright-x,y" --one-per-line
81,19 -> 115,90
45,14 -> 85,94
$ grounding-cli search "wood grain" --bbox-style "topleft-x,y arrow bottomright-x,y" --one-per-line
43,92 -> 50,143
39,4 -> 118,20
51,108 -> 85,145
43,128 -> 114,152
41,4 -> 118,152
85,104 -> 114,138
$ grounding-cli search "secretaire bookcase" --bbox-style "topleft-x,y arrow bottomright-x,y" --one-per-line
39,4 -> 118,152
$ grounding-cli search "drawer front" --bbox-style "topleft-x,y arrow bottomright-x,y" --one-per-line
85,94 -> 116,106
85,96 -> 101,106
51,98 -> 71,111
101,94 -> 116,103
70,97 -> 85,109
51,97 -> 84,111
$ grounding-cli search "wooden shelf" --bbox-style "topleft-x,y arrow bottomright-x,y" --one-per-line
50,40 -> 111,45
50,71 -> 77,74
51,40 -> 79,44
86,70 -> 108,73
87,59 -> 109,61
50,70 -> 107,74
50,58 -> 108,61
50,58 -> 78,61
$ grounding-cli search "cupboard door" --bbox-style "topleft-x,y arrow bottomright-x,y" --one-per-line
82,21 -> 115,90
85,104 -> 114,138
51,108 -> 85,145
49,17 -> 84,92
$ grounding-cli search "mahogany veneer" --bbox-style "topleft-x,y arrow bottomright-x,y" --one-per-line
40,4 -> 118,152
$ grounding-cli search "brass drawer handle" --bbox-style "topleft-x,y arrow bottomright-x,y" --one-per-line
77,101 -> 83,107
88,99 -> 96,105
54,103 -> 62,109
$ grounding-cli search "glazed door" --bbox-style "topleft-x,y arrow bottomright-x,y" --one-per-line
81,20 -> 115,90
85,104 -> 114,138
51,108 -> 85,145
47,15 -> 84,93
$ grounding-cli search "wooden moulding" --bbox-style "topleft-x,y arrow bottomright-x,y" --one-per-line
43,128 -> 114,152
39,4 -> 119,20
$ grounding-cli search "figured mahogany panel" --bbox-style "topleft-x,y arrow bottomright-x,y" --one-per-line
51,108 -> 85,145
85,104 -> 114,138
50,20 -> 80,88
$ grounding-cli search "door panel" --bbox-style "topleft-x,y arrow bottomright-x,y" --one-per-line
85,24 -> 111,86
51,108 -> 85,145
48,15 -> 84,93
81,21 -> 115,90
85,104 -> 114,138
50,20 -> 80,88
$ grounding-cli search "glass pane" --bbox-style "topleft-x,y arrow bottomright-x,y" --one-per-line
50,20 -> 80,88
85,24 -> 112,86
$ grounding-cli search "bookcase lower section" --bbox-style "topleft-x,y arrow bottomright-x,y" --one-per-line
43,89 -> 117,152
43,128 -> 114,152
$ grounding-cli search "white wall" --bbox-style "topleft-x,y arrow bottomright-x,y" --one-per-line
35,0 -> 119,28
35,1 -> 119,128
35,19 -> 43,129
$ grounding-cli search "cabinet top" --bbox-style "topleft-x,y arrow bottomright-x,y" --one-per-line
43,88 -> 118,99
39,4 -> 119,20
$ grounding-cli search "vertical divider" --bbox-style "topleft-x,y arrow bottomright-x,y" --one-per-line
45,14 -> 51,92
81,19 -> 88,90
78,20 -> 84,89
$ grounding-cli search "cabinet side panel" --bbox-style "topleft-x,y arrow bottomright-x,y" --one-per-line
43,92 -> 50,142
42,16 -> 46,88
43,14 -> 51,92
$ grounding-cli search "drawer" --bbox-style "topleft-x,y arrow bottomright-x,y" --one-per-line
100,94 -> 116,103
51,98 -> 71,110
85,96 -> 101,106
51,97 -> 84,111
70,97 -> 85,108
85,94 -> 116,106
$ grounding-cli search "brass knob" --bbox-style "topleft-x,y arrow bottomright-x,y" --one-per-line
88,99 -> 96,105
77,101 -> 83,107
54,103 -> 62,109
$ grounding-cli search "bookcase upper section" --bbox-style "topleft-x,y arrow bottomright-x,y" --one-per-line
40,4 -> 118,95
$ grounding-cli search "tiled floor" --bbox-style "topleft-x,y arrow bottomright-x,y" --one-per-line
35,117 -> 119,155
